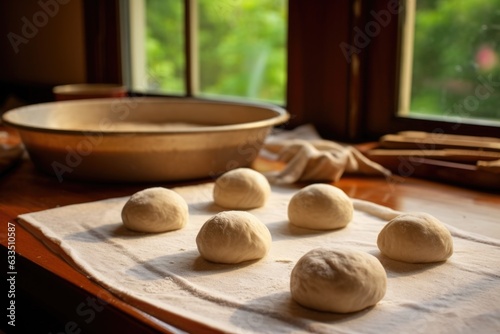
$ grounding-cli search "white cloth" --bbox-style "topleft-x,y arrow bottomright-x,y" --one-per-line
262,125 -> 391,184
18,183 -> 500,334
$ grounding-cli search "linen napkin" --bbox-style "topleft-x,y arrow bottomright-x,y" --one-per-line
261,124 -> 391,184
18,183 -> 500,334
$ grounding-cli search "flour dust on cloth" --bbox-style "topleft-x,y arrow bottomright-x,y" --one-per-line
18,183 -> 500,334
261,124 -> 391,184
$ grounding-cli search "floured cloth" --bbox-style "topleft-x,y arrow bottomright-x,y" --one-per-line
261,124 -> 391,183
18,183 -> 500,334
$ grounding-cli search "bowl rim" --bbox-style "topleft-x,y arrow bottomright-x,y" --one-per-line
52,83 -> 127,95
2,97 -> 290,136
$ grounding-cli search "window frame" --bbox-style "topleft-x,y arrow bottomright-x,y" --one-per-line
359,0 -> 500,139
84,0 -> 500,142
83,0 -> 122,84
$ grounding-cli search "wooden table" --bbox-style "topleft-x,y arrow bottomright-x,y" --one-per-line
1,153 -> 499,333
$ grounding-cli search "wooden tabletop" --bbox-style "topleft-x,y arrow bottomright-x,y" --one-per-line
1,151 -> 499,333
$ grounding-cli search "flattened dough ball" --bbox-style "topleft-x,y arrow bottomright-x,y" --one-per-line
288,183 -> 353,230
121,187 -> 188,233
196,211 -> 272,264
377,212 -> 453,263
213,168 -> 271,209
290,247 -> 387,313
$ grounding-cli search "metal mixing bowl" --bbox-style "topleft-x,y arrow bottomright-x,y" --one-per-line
2,97 -> 289,182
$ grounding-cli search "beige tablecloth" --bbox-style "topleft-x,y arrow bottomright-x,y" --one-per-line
18,183 -> 500,334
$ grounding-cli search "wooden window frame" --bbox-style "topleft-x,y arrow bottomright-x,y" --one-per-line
83,0 -> 122,84
83,0 -> 500,143
359,0 -> 499,139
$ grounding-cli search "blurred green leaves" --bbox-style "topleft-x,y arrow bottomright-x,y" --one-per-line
144,0 -> 286,103
410,0 -> 500,121
143,0 -> 500,122
145,0 -> 185,94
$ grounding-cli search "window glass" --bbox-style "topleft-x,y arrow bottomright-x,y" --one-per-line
197,0 -> 287,104
138,0 -> 287,103
403,0 -> 500,123
145,0 -> 185,94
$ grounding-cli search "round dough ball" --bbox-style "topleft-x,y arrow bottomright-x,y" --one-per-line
377,212 -> 453,263
196,211 -> 272,264
290,247 -> 387,313
121,187 -> 188,233
213,168 -> 271,210
288,183 -> 353,230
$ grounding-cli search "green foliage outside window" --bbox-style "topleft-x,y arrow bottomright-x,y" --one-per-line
145,0 -> 286,104
145,0 -> 185,94
143,0 -> 500,121
410,0 -> 500,121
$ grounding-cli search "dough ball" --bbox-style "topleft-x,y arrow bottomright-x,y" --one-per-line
213,168 -> 271,210
196,211 -> 272,264
290,247 -> 387,313
377,212 -> 453,263
288,183 -> 353,230
121,187 -> 188,233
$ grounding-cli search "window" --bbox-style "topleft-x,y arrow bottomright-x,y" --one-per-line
122,0 -> 185,94
114,0 -> 499,141
399,0 -> 500,125
361,0 -> 499,138
123,0 -> 287,104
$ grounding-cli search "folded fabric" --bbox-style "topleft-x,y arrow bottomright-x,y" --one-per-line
261,124 -> 391,184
